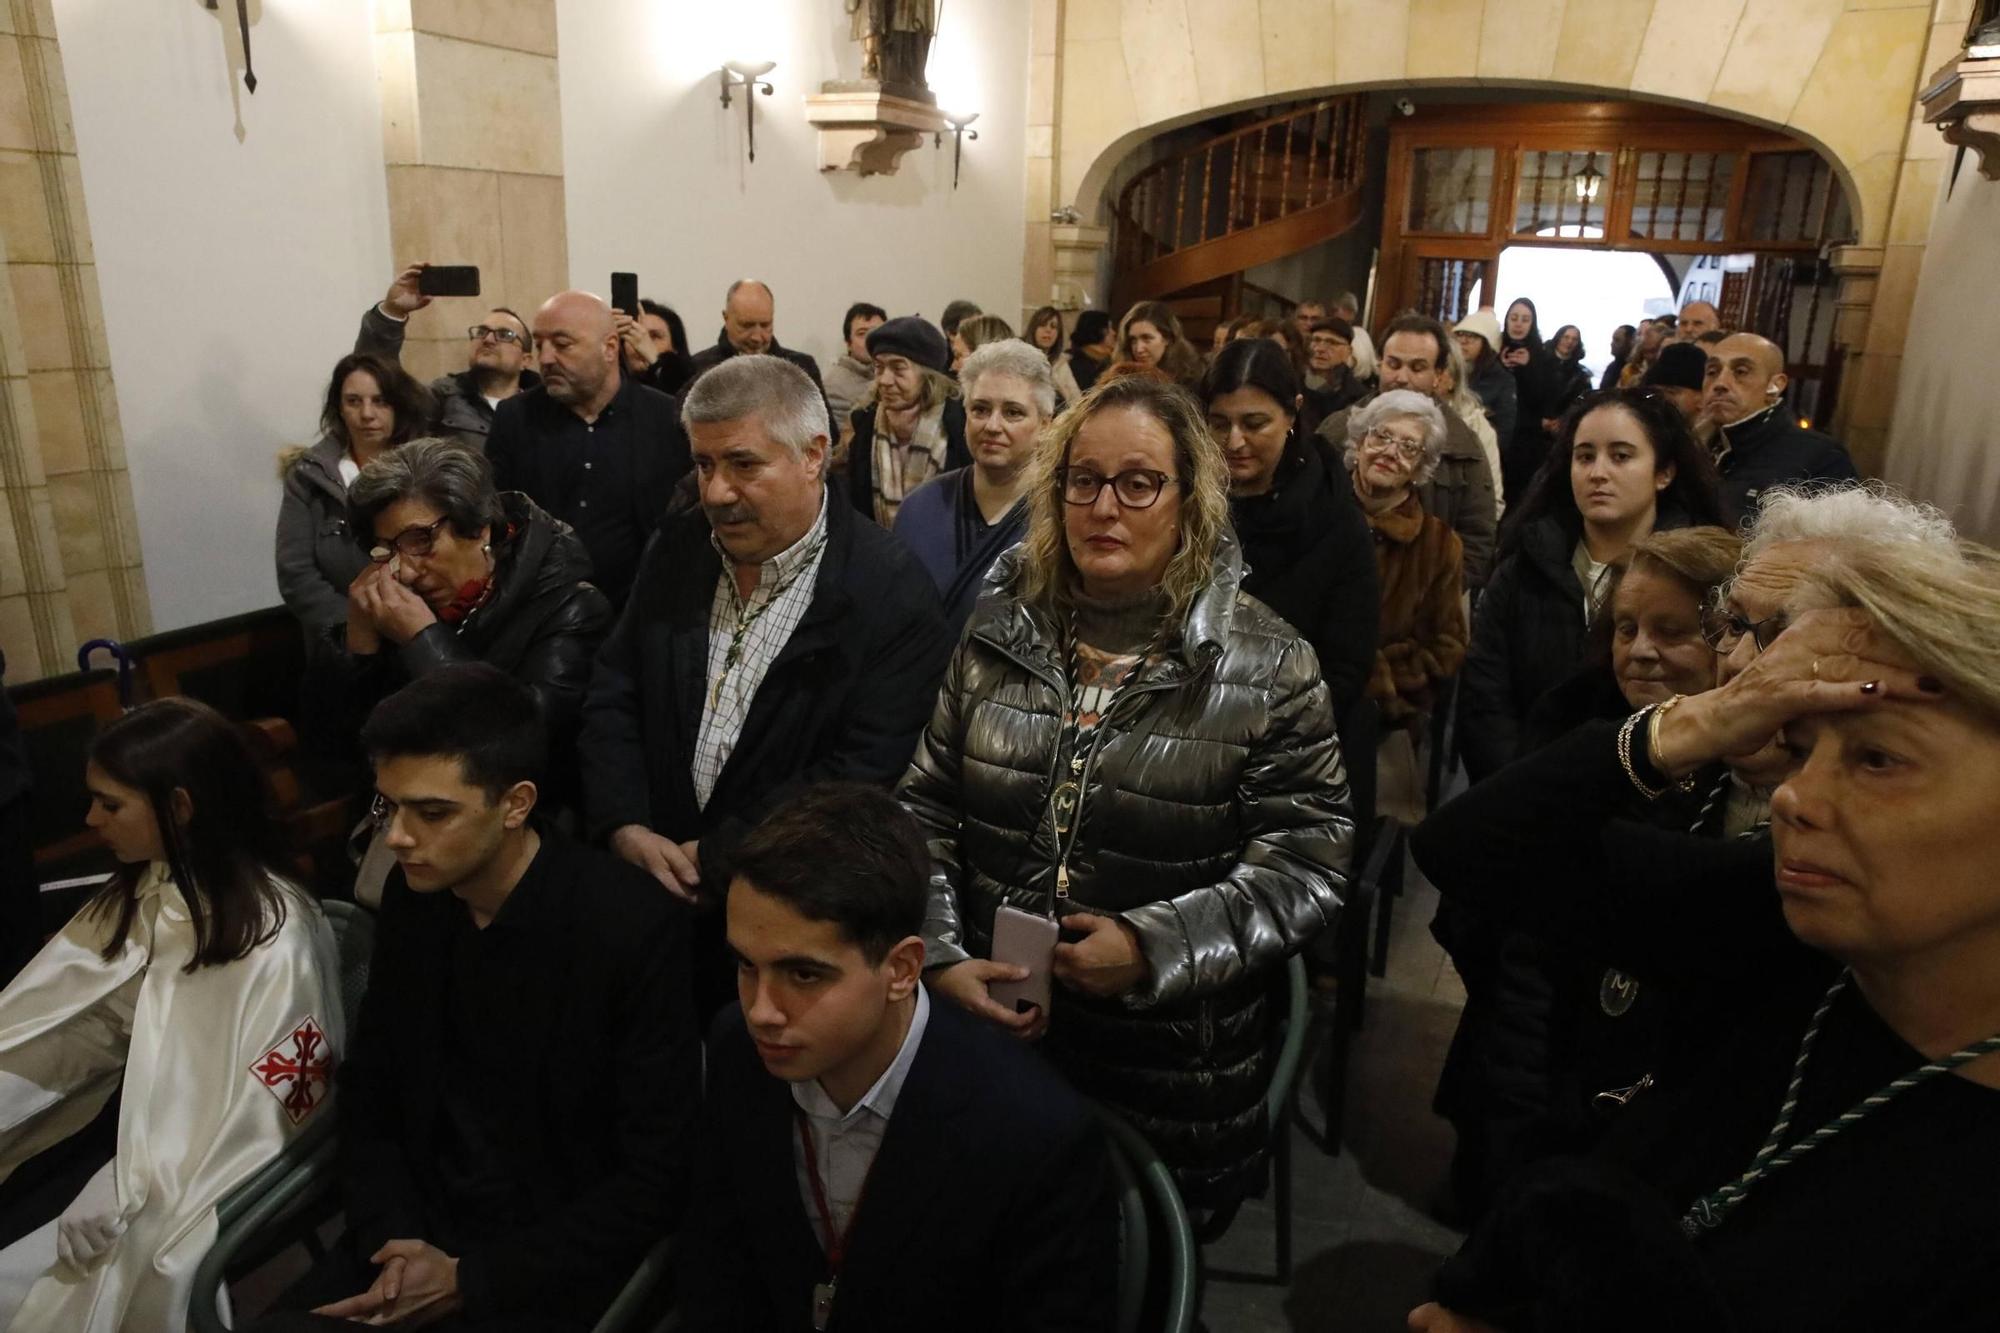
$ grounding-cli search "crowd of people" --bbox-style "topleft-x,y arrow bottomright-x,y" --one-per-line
3,255 -> 1991,1333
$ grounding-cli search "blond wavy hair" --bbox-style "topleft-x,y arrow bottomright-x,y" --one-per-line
1014,375 -> 1231,625
1788,536 -> 2000,727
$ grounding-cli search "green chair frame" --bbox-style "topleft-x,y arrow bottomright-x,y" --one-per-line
1096,1106 -> 1197,1333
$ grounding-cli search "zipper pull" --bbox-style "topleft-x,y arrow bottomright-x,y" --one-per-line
1055,862 -> 1070,899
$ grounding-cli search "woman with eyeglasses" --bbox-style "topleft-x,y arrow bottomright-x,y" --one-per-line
1343,391 -> 1471,736
899,375 -> 1351,1211
1409,487 -> 2000,1333
0,698 -> 340,1331
315,438 -> 611,808
275,352 -> 435,644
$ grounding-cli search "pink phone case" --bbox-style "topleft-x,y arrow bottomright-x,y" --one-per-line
989,904 -> 1058,1015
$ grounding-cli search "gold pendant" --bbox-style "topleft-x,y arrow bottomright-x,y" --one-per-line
1051,781 -> 1080,834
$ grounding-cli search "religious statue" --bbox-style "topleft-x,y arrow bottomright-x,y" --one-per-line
845,0 -> 940,100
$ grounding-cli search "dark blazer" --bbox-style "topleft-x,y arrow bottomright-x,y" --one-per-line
577,489 -> 953,888
335,831 -> 698,1327
844,399 -> 972,522
677,999 -> 1119,1333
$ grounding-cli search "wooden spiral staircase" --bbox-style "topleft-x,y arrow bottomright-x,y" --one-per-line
1111,95 -> 1371,315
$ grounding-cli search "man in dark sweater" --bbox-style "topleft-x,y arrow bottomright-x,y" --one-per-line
1701,332 -> 1858,522
678,784 -> 1117,1332
253,665 -> 697,1333
685,279 -> 838,438
484,291 -> 691,607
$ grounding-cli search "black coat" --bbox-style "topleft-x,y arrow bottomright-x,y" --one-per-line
577,489 -> 952,888
311,494 -> 613,803
686,330 -> 839,439
1458,505 -> 1690,782
1713,403 -> 1859,524
336,830 -> 699,1328
843,399 -> 972,522
1231,434 -> 1379,722
1415,722 -> 2000,1332
677,999 -> 1119,1332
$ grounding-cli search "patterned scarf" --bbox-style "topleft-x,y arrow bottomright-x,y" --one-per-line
870,398 -> 949,526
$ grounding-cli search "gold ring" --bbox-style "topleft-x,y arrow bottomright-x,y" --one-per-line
1812,658 -> 1821,680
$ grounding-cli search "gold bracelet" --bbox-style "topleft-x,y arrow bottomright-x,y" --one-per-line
1617,707 -> 1667,801
1645,694 -> 1699,795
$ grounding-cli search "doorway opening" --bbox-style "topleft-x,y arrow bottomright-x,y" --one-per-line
1479,244 -> 1676,383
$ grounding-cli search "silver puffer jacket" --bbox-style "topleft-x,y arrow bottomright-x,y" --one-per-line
900,532 -> 1352,1201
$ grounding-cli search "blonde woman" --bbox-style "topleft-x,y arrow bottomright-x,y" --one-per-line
1440,336 -> 1505,523
1415,498 -> 2000,1331
899,375 -> 1351,1209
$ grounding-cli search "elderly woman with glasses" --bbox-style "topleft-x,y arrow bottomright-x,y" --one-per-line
315,437 -> 611,805
1345,390 -> 1469,733
899,375 -> 1351,1209
1408,487 -> 2000,1333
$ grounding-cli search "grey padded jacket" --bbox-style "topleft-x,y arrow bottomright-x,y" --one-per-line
900,532 -> 1352,1201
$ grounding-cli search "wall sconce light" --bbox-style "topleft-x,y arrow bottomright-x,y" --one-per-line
719,60 -> 777,163
1572,160 -> 1605,204
935,111 -> 979,189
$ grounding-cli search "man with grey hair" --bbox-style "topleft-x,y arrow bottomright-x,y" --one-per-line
685,278 -> 837,437
579,354 -> 952,1017
484,290 -> 690,607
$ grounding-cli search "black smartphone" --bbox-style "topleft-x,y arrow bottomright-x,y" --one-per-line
611,272 -> 639,317
417,265 -> 481,298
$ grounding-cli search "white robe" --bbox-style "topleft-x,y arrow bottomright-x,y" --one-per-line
0,866 -> 342,1332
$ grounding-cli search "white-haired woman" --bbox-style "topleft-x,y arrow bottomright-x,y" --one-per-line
1346,390 -> 1469,731
893,339 -> 1052,631
1411,488 -> 2000,1332
899,374 -> 1351,1209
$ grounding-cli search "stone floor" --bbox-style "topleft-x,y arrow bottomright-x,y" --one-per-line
1200,850 -> 1469,1333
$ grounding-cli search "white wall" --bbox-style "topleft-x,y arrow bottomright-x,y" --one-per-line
55,0 -> 392,630
556,0 -> 1030,374
1881,171 -> 2000,547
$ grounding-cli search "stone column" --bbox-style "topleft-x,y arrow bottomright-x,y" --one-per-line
1019,0 -> 1063,324
0,0 -> 146,679
372,0 -> 568,385
1051,223 -> 1111,314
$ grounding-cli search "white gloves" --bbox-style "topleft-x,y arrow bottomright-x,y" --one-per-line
55,1161 -> 126,1273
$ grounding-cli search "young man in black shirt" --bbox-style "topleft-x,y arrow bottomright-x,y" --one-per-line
253,665 -> 697,1333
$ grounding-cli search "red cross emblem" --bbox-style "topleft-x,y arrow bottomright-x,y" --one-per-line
250,1016 -> 333,1125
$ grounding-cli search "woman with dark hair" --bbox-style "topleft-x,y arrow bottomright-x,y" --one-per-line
902,374 -> 1350,1210
1459,388 -> 1727,781
1545,324 -> 1592,425
318,437 -> 612,803
1116,301 -> 1205,389
1493,298 -> 1563,502
275,352 -> 435,642
1201,337 -> 1378,720
1024,305 -> 1065,365
632,298 -> 694,398
0,699 -> 339,1331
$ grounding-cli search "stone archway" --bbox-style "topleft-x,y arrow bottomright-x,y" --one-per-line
1026,0 -> 1965,472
